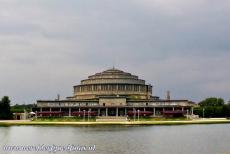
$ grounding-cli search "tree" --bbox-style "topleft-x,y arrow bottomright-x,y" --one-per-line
199,97 -> 224,107
222,104 -> 230,117
0,96 -> 13,120
11,104 -> 35,113
193,97 -> 228,118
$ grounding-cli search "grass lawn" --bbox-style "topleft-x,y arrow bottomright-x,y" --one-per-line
129,117 -> 189,121
33,117 -> 96,122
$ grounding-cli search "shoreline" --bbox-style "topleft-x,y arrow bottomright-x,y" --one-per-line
0,119 -> 230,126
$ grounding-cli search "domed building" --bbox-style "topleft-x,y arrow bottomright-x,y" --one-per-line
69,68 -> 152,100
35,68 -> 195,118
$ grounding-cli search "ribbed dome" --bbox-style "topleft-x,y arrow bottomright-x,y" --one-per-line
72,68 -> 152,100
88,68 -> 136,79
103,68 -> 124,73
81,68 -> 144,85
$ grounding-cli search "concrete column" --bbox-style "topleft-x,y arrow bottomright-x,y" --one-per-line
133,108 -> 136,120
106,108 -> 108,117
163,108 -> 165,112
191,107 -> 194,115
125,108 -> 127,115
153,107 -> 156,116
98,108 -> 100,116
88,108 -> 91,119
68,108 -> 71,117
144,108 -> 146,112
172,107 -> 174,111
116,107 -> 118,117
125,85 -> 127,91
182,107 -> 184,111
78,108 -> 81,117
39,108 -> 42,117
50,108 -> 52,116
59,108 -> 61,112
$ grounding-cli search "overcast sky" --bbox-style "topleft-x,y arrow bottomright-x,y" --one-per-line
0,0 -> 229,104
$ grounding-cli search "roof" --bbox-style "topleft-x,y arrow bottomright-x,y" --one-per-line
89,67 -> 134,78
80,68 -> 146,85
102,68 -> 124,73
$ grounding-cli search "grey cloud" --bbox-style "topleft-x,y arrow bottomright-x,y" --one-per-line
0,0 -> 229,103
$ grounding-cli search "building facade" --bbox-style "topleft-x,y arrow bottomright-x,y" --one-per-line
33,68 -> 195,117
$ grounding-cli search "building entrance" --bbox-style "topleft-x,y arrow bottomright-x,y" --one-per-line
108,108 -> 116,116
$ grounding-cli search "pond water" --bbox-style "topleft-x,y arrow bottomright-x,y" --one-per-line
0,124 -> 230,154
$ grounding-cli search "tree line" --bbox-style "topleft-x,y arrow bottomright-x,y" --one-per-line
193,97 -> 230,118
0,96 -> 34,120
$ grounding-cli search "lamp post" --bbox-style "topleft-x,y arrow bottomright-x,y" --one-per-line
83,110 -> 85,121
35,111 -> 37,120
134,109 -> 136,122
88,110 -> 90,122
203,108 -> 205,120
186,109 -> 189,120
137,110 -> 140,121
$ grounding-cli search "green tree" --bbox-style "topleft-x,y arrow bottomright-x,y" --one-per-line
0,96 -> 13,120
199,97 -> 224,107
11,104 -> 34,113
193,107 -> 203,117
222,104 -> 230,117
194,97 -> 228,118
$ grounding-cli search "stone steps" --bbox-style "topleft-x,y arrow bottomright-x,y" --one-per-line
96,116 -> 127,122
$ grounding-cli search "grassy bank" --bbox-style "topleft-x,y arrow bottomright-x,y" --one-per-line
0,118 -> 230,126
129,117 -> 189,121
34,117 -> 96,122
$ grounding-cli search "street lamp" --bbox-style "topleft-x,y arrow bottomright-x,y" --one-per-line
134,109 -> 136,121
88,110 -> 90,122
186,109 -> 189,120
203,108 -> 205,120
83,110 -> 85,121
35,111 -> 37,120
137,110 -> 140,121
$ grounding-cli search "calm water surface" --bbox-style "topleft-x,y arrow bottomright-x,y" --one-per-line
0,124 -> 230,154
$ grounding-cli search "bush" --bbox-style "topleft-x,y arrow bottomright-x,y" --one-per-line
0,96 -> 13,120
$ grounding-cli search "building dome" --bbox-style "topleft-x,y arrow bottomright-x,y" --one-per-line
82,68 -> 145,85
70,68 -> 152,100
102,68 -> 124,73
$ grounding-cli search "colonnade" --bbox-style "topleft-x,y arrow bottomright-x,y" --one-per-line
75,84 -> 150,93
38,107 -> 194,117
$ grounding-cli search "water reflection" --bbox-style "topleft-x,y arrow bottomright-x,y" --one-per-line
0,124 -> 230,154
